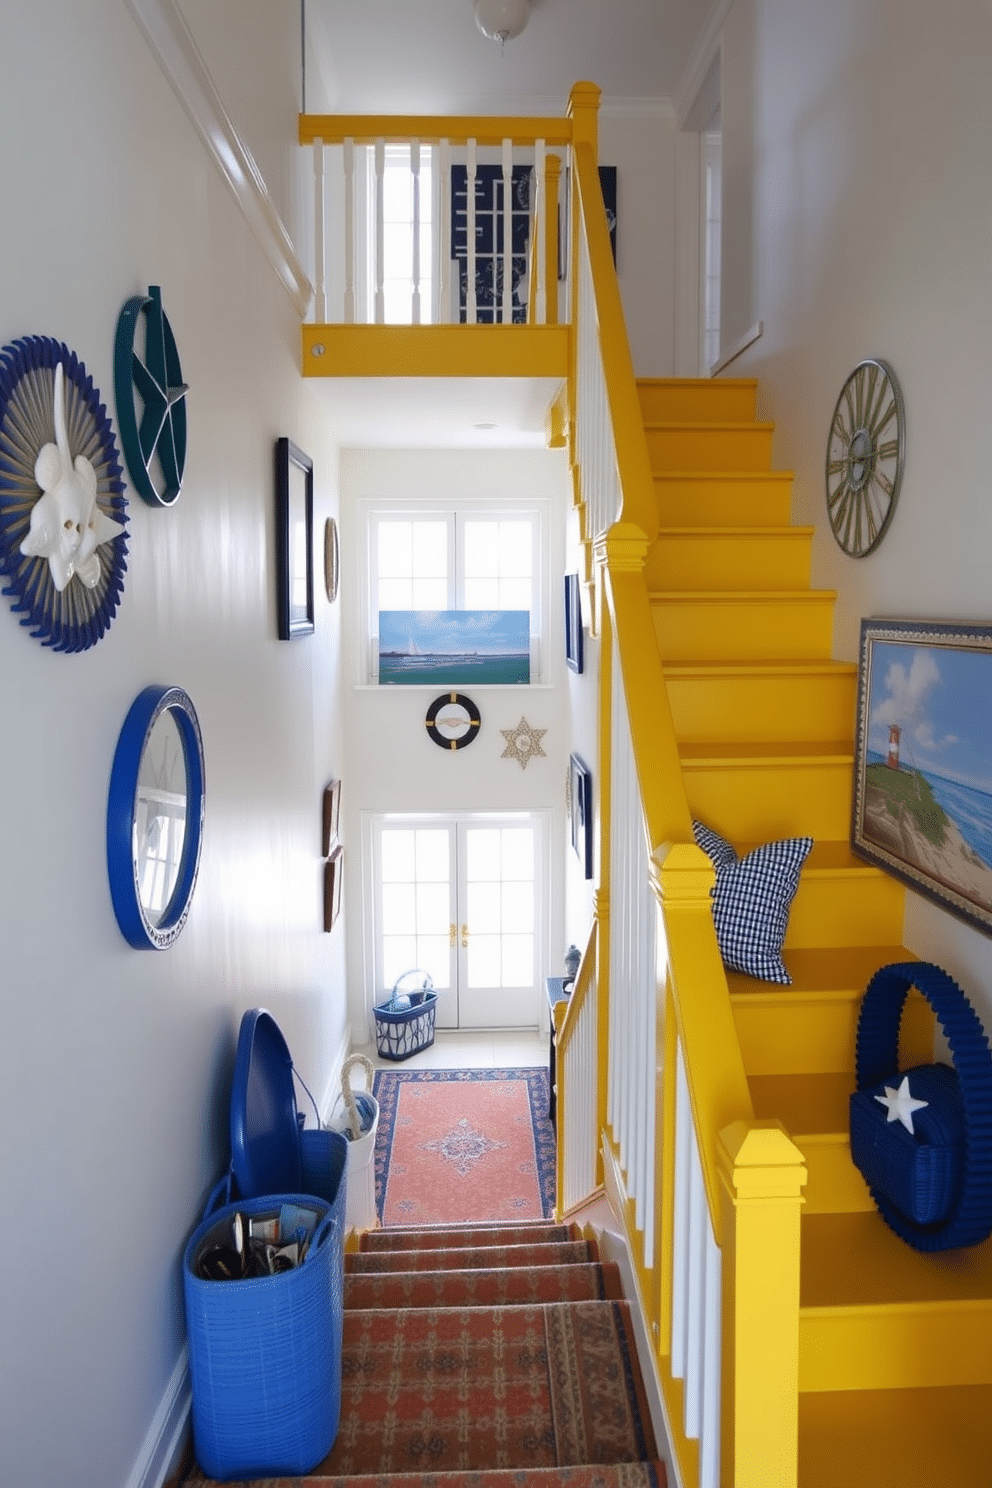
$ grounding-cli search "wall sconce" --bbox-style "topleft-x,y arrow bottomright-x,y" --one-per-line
474,0 -> 530,45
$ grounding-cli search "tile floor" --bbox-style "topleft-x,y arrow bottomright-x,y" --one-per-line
352,1027 -> 548,1073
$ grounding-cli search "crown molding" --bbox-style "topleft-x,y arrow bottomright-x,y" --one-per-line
675,0 -> 734,129
124,0 -> 313,316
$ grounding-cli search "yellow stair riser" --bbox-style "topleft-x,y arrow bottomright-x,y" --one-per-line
665,665 -> 858,743
646,529 -> 814,591
786,871 -> 906,948
653,472 -> 795,528
799,1384 -> 992,1488
683,758 -> 854,840
793,1136 -> 875,1214
637,377 -> 758,424
732,988 -> 934,1078
645,422 -> 776,471
799,1302 -> 992,1391
651,593 -> 836,660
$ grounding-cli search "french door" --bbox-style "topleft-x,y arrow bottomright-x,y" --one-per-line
371,813 -> 545,1029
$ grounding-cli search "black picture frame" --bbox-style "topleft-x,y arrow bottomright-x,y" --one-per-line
852,617 -> 992,937
569,753 -> 594,879
564,572 -> 583,673
275,437 -> 314,639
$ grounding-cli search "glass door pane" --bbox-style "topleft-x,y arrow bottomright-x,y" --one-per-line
377,823 -> 457,1027
458,822 -> 538,1028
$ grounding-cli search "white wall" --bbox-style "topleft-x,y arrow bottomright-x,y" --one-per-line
0,4 -> 347,1484
713,0 -> 992,1010
338,447 -> 576,1040
600,106 -> 679,376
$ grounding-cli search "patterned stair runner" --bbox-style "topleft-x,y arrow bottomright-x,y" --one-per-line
185,1220 -> 666,1487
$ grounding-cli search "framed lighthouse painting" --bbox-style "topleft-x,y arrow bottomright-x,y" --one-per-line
852,618 -> 992,936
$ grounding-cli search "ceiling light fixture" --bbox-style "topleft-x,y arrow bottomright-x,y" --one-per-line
474,0 -> 529,46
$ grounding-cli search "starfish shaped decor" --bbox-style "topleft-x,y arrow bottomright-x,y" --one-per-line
501,716 -> 546,769
875,1074 -> 929,1135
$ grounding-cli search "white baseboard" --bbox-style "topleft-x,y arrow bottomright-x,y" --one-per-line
124,1345 -> 191,1488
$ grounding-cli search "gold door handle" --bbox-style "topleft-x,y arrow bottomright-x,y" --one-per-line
461,923 -> 469,948
449,923 -> 456,947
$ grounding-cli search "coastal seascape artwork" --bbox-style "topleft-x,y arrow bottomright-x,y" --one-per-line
852,619 -> 992,936
379,609 -> 530,685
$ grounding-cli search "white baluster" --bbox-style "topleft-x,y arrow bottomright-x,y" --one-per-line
534,137 -> 546,324
700,1218 -> 722,1488
671,1045 -> 691,1380
466,137 -> 477,325
312,139 -> 326,323
438,139 -> 451,324
343,137 -> 355,324
374,137 -> 385,324
501,137 -> 513,323
410,139 -> 421,325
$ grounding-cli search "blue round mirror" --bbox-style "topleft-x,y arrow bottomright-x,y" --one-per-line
107,685 -> 205,949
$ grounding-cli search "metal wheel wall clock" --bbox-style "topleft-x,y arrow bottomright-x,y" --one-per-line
0,336 -> 128,652
114,284 -> 188,507
825,358 -> 905,557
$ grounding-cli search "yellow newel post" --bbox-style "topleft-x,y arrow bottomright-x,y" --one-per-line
567,81 -> 601,158
717,1121 -> 806,1488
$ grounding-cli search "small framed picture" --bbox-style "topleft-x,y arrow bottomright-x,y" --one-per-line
321,778 -> 341,857
323,845 -> 343,931
569,753 -> 593,879
564,573 -> 583,673
275,437 -> 314,639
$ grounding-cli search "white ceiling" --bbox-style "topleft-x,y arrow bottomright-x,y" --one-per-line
306,0 -> 718,114
304,0 -> 719,449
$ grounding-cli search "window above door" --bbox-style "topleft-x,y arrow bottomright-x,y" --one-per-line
360,498 -> 548,685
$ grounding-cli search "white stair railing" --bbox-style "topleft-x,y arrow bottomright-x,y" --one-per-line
306,135 -> 560,326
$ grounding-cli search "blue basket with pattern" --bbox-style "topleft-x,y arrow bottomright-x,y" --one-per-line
374,970 -> 437,1061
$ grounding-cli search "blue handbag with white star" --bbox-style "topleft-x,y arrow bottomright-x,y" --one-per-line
849,962 -> 992,1251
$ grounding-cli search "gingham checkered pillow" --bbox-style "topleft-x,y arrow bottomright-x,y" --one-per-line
692,821 -> 813,984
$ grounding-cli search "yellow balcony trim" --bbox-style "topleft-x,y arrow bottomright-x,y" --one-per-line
299,113 -> 573,147
302,323 -> 570,379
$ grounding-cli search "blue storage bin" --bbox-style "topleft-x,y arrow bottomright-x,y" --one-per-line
183,1009 -> 349,1479
183,1188 -> 343,1479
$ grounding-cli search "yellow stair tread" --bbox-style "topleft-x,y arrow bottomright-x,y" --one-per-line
799,1384 -> 992,1487
801,1212 -> 992,1308
728,945 -> 916,996
637,376 -> 758,389
663,658 -> 857,678
651,587 -> 836,601
643,419 -> 776,432
658,524 -> 814,537
679,738 -> 854,764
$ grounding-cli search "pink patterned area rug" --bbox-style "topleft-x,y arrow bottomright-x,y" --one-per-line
373,1068 -> 555,1226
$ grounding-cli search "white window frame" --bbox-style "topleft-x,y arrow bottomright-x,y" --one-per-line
359,497 -> 549,685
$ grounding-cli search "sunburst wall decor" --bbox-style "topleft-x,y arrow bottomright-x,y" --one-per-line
0,336 -> 128,652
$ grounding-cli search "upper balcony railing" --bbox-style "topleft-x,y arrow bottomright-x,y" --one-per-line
297,84 -> 601,377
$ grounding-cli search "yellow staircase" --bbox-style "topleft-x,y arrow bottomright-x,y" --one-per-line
637,376 -> 992,1485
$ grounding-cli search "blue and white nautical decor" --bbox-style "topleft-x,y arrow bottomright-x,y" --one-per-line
0,336 -> 128,652
850,961 -> 992,1251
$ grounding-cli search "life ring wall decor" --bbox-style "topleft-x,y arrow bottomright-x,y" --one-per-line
425,693 -> 481,750
0,336 -> 128,652
852,960 -> 992,1251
